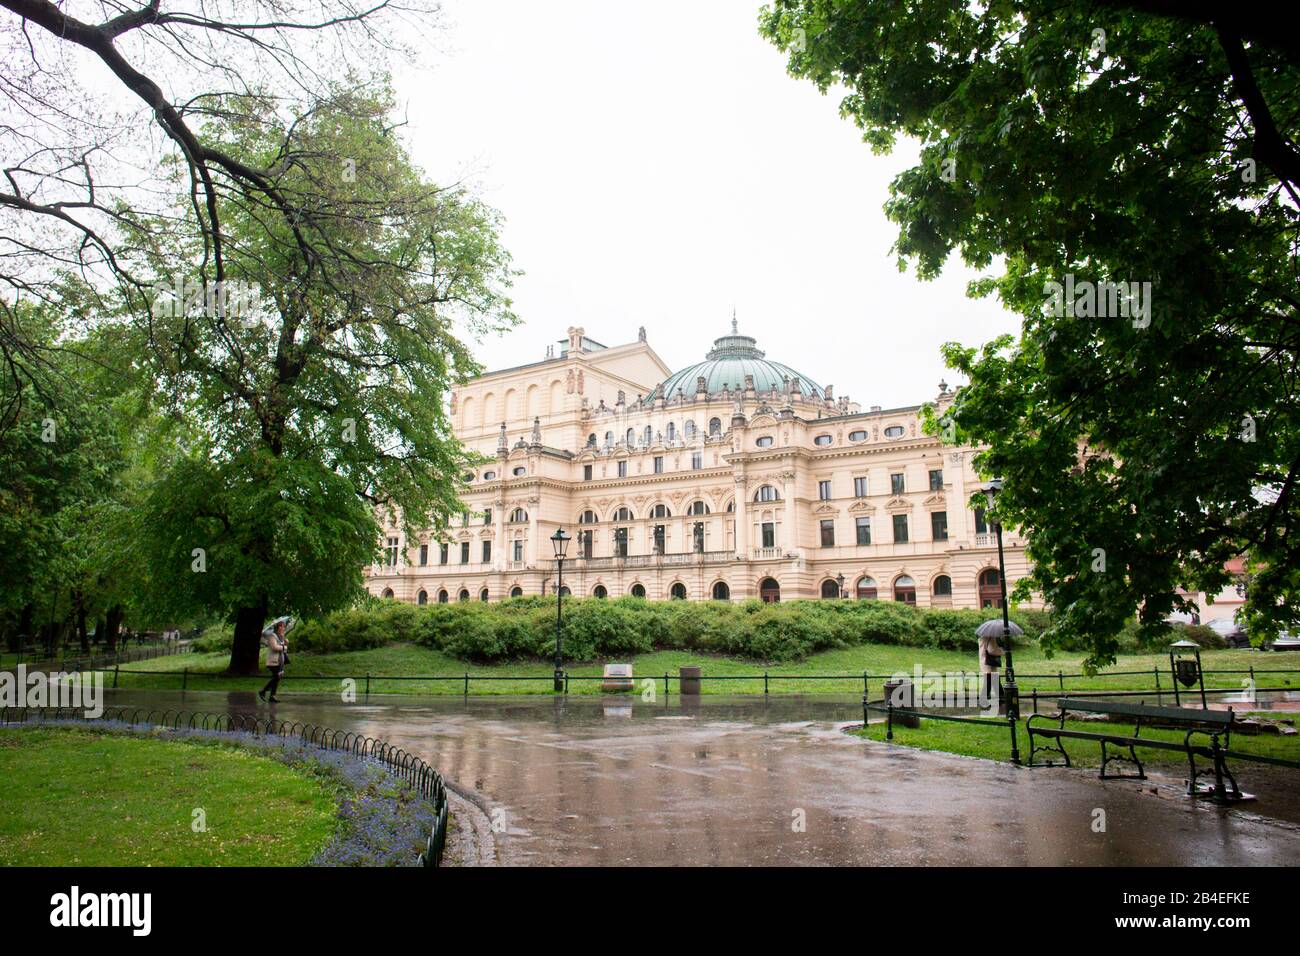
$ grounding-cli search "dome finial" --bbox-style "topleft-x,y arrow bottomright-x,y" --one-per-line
731,307 -> 737,336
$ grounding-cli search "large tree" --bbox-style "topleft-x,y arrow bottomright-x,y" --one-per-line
128,85 -> 514,673
760,1 -> 1299,665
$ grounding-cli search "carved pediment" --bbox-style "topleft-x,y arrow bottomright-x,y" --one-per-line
923,492 -> 946,507
848,499 -> 875,513
812,503 -> 838,515
885,495 -> 911,512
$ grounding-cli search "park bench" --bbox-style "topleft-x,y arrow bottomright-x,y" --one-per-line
1027,697 -> 1239,799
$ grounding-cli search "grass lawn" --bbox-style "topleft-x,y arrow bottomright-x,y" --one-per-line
97,642 -> 1300,696
0,728 -> 339,866
852,711 -> 1300,772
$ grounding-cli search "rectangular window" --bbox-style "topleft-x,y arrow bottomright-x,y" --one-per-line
693,521 -> 705,553
654,456 -> 664,474
482,540 -> 492,563
384,536 -> 399,566
974,507 -> 988,535
653,524 -> 665,554
818,480 -> 832,501
513,539 -> 524,562
893,514 -> 909,543
584,464 -> 593,481
418,543 -> 428,566
484,508 -> 492,525
854,476 -> 868,498
577,531 -> 591,559
691,452 -> 703,470
890,473 -> 905,495
460,541 -> 470,563
761,522 -> 775,548
617,460 -> 627,478
820,519 -> 835,547
614,527 -> 628,558
439,543 -> 449,565
929,469 -> 944,491
856,516 -> 871,546
931,511 -> 948,541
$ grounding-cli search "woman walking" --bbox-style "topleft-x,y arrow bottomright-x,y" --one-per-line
258,617 -> 292,703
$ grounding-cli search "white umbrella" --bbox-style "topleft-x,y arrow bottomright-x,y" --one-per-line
975,618 -> 1023,638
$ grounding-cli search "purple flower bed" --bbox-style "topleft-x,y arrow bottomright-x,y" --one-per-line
13,717 -> 440,867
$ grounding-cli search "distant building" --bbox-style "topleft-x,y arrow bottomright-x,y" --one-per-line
367,323 -> 1033,606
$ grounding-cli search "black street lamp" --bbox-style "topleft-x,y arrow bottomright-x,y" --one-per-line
551,527 -> 570,692
982,479 -> 1020,738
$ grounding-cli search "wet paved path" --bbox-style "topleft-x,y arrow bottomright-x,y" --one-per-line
104,690 -> 1300,866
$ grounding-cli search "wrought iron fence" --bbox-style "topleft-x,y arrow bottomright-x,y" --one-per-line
2,641 -> 192,674
0,706 -> 449,868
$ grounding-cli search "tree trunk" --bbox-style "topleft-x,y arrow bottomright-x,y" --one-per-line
227,601 -> 267,675
73,590 -> 89,653
104,605 -> 124,651
12,603 -> 34,652
95,615 -> 106,648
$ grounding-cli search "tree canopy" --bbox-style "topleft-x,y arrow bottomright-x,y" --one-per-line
761,0 -> 1299,665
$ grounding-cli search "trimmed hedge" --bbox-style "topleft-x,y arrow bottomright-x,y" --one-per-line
289,597 -> 1054,663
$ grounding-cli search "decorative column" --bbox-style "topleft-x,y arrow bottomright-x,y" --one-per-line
782,469 -> 799,556
734,474 -> 749,559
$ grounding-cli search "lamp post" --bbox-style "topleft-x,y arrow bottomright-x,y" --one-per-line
982,479 -> 1020,731
551,528 -> 570,692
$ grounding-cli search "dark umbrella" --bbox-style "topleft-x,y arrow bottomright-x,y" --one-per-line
975,619 -> 1023,638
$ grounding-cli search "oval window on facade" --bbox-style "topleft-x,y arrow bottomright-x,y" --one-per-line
814,434 -> 833,446
483,470 -> 496,481
513,466 -> 526,476
884,425 -> 905,438
755,436 -> 774,447
849,430 -> 867,442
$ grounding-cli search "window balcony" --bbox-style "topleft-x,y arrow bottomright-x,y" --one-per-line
974,532 -> 997,548
751,547 -> 783,560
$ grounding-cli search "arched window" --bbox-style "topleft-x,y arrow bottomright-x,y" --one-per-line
630,583 -> 646,598
509,508 -> 528,523
593,584 -> 608,599
820,578 -> 841,599
578,510 -> 598,525
604,430 -> 613,446
670,582 -> 687,600
687,500 -> 710,516
684,420 -> 696,440
438,589 -> 449,603
666,422 -> 676,440
856,576 -> 878,600
557,585 -> 571,597
643,425 -> 652,445
893,575 -> 917,604
650,504 -> 671,518
479,587 -> 489,602
754,485 -> 780,502
417,589 -> 428,605
381,588 -> 394,599
458,588 -> 470,602
626,427 -> 635,445
712,581 -> 730,601
725,500 -> 734,512
759,577 -> 780,603
510,586 -> 523,598
978,568 -> 1002,608
709,417 -> 722,436
613,506 -> 633,521
932,575 -> 953,597
587,433 -> 597,447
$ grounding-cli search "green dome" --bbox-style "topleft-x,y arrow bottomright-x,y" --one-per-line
651,329 -> 825,400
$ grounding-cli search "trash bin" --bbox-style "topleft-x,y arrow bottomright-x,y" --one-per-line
679,666 -> 702,696
882,678 -> 919,728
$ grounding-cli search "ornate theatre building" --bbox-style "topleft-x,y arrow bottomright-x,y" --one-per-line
366,323 -> 1032,606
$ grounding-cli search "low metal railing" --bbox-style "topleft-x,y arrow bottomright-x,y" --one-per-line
0,706 -> 449,868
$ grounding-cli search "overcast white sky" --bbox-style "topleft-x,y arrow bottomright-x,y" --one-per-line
395,0 -> 1021,409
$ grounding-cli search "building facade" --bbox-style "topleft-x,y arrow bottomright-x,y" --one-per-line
366,323 -> 1034,607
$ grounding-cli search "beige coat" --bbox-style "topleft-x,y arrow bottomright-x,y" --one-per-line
977,632 -> 1004,676
265,631 -> 286,668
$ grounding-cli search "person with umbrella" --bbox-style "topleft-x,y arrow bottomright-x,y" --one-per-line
975,617 -> 1023,708
258,616 -> 294,703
